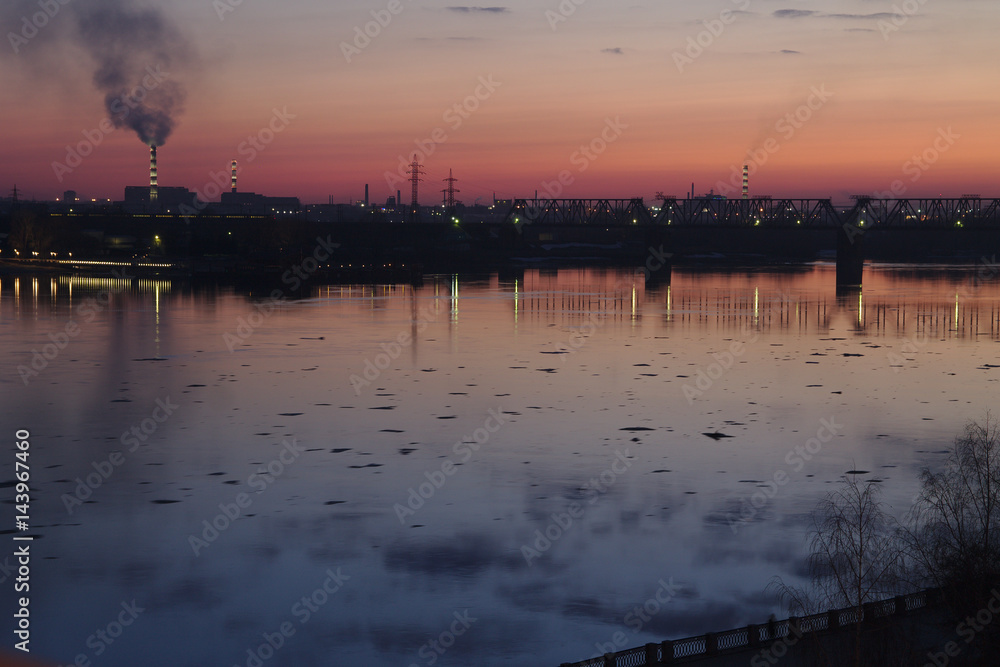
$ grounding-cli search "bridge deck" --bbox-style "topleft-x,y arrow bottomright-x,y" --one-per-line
504,197 -> 1000,229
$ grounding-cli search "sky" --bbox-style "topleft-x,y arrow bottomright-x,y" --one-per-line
1,0 -> 999,205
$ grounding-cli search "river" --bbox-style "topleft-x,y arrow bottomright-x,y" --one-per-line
2,262 -> 998,666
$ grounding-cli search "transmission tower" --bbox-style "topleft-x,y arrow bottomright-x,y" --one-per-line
408,156 -> 425,220
441,169 -> 460,211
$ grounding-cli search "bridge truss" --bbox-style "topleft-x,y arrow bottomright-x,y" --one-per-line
506,199 -> 653,227
503,197 -> 1000,229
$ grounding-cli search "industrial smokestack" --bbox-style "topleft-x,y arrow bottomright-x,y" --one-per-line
364,184 -> 369,207
742,164 -> 749,200
231,159 -> 237,193
150,145 -> 158,204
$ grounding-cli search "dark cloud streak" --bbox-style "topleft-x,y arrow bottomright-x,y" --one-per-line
446,6 -> 510,13
773,9 -> 897,20
774,9 -> 817,19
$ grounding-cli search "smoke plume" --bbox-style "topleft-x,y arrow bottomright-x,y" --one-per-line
4,0 -> 195,147
75,2 -> 190,146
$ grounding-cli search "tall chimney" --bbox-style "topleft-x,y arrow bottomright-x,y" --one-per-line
231,159 -> 237,193
149,145 -> 158,204
742,164 -> 749,200
364,184 -> 369,207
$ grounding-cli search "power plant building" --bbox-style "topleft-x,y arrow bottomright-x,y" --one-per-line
121,186 -> 204,214
217,190 -> 301,216
118,150 -> 298,217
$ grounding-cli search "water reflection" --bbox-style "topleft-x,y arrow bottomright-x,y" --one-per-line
1,263 -> 999,667
5,266 -> 999,341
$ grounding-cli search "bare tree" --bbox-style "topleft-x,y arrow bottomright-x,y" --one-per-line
766,417 -> 1000,666
906,414 -> 1000,587
771,474 -> 909,666
903,414 -> 1000,658
8,210 -> 55,254
775,475 -> 906,611
820,478 -> 903,602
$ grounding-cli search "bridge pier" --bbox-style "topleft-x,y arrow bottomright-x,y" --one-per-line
643,262 -> 670,287
836,223 -> 864,286
643,228 -> 671,285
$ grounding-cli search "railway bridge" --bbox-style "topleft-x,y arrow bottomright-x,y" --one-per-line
502,196 -> 1000,284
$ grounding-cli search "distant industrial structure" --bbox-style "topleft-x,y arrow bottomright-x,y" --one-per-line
442,169 -> 460,209
122,185 -> 203,214
149,146 -> 158,204
408,156 -> 425,221
7,143 -> 1000,256
119,149 -> 300,216
217,190 -> 300,216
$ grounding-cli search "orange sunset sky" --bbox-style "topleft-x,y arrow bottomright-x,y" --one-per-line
1,0 -> 998,205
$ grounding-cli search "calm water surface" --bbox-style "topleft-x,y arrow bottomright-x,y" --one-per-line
2,264 -> 999,666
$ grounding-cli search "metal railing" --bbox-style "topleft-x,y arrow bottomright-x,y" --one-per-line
559,589 -> 939,667
505,197 -> 1000,229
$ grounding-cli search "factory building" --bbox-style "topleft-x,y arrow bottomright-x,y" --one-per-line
120,186 -> 204,214
213,158 -> 301,216
216,191 -> 301,217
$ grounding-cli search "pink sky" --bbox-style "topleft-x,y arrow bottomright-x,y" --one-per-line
2,0 -> 998,204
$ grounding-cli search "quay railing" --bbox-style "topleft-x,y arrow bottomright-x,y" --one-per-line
559,588 -> 939,667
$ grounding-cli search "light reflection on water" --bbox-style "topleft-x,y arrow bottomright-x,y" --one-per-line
1,263 -> 998,667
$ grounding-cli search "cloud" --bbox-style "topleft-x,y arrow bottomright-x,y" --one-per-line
779,49 -> 801,54
773,9 -> 897,20
774,9 -> 817,18
828,12 -> 897,19
601,47 -> 624,55
446,6 -> 510,12
413,36 -> 486,42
